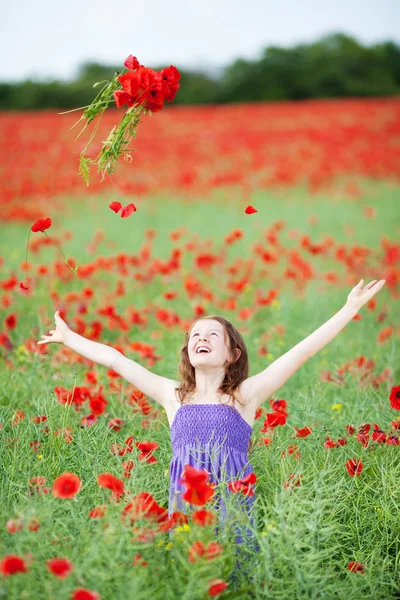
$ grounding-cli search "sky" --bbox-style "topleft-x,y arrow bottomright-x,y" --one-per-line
2,0 -> 400,82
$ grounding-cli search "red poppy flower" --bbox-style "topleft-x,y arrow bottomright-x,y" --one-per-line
89,506 -> 107,519
46,557 -> 73,579
31,218 -> 52,233
179,465 -> 216,506
6,519 -> 23,534
97,473 -> 125,497
372,424 -> 387,443
188,540 -> 206,563
345,459 -> 363,477
347,561 -> 365,574
191,509 -> 217,526
124,55 -> 141,71
52,472 -> 81,499
71,589 -> 100,600
109,201 -> 137,218
208,579 -> 228,597
122,492 -> 168,525
160,65 -> 181,102
389,385 -> 400,410
270,399 -> 288,415
324,437 -> 337,449
0,554 -> 28,576
227,472 -> 257,496
264,412 -> 287,428
294,426 -> 312,438
135,441 -> 159,463
113,90 -> 136,108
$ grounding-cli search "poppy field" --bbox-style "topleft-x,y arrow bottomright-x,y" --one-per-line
0,97 -> 400,599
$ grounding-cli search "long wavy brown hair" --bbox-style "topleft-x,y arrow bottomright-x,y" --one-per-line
175,315 -> 249,407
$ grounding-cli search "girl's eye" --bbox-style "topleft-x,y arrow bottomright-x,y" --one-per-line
192,332 -> 217,337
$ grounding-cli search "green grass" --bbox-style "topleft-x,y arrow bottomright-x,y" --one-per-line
0,180 -> 399,599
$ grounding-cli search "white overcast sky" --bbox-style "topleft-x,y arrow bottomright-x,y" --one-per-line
2,0 -> 400,81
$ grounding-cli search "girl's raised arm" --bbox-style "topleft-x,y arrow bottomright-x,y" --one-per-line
37,311 -> 177,408
240,279 -> 386,410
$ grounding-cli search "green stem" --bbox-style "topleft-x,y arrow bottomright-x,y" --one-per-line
24,229 -> 31,287
43,232 -> 79,276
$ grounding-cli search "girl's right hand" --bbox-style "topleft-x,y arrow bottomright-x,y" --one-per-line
37,311 -> 70,345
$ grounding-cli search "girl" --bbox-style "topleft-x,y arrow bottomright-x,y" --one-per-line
37,279 -> 386,554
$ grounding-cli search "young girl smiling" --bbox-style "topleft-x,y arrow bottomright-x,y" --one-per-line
38,278 -> 386,552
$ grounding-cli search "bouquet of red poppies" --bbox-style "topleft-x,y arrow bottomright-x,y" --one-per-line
65,55 -> 180,184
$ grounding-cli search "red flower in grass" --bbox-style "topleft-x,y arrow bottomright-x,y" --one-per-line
89,395 -> 108,416
135,440 -> 159,464
283,473 -> 303,490
122,492 -> 169,528
372,424 -> 387,443
270,399 -> 288,415
347,561 -> 365,574
389,385 -> 400,410
227,472 -> 257,496
208,579 -> 229,597
179,465 -> 216,507
71,589 -> 100,600
46,557 -> 73,579
191,509 -> 217,527
188,540 -> 223,563
89,506 -> 107,519
263,412 -> 287,429
324,437 -> 337,449
168,511 -> 189,529
97,473 -> 125,498
6,519 -> 24,534
4,313 -> 17,329
345,459 -> 363,477
52,472 -> 81,499
294,426 -> 312,438
0,554 -> 28,576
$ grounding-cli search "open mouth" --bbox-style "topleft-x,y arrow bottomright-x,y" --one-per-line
196,347 -> 211,354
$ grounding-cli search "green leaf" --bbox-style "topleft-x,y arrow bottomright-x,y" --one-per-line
79,155 -> 92,186
93,79 -> 109,88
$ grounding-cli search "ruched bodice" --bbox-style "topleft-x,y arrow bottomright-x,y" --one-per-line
170,403 -> 252,454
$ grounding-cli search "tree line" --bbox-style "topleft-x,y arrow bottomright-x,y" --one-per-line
1,33 -> 400,110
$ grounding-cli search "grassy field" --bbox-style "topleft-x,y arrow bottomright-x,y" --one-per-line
0,180 -> 399,599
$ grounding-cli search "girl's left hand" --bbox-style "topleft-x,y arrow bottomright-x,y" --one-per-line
346,279 -> 386,311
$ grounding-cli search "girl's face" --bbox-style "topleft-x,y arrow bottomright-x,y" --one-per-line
187,319 -> 231,368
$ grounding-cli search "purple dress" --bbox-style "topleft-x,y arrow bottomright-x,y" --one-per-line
168,399 -> 258,550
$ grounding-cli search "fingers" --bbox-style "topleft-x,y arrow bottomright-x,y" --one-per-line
365,279 -> 385,289
359,279 -> 386,290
